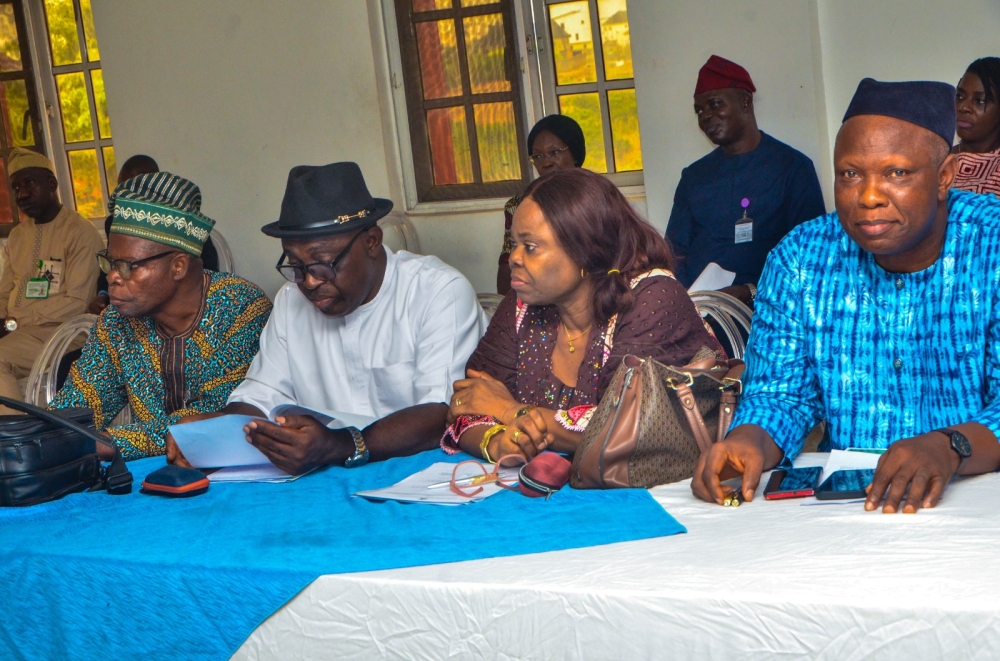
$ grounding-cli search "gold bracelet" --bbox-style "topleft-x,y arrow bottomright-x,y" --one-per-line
480,424 -> 506,463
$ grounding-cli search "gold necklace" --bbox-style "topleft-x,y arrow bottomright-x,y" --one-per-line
561,322 -> 592,353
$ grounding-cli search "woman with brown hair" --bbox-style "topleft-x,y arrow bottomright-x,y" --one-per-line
445,168 -> 721,461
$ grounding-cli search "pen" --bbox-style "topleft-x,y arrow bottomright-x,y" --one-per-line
426,475 -> 491,490
723,489 -> 743,507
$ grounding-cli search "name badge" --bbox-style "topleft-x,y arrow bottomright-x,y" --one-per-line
735,218 -> 753,244
25,278 -> 50,299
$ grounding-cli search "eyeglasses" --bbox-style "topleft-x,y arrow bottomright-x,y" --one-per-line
529,146 -> 571,164
96,249 -> 179,280
275,228 -> 367,283
449,454 -> 525,498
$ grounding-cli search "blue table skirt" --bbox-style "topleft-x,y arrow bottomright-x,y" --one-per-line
0,450 -> 685,660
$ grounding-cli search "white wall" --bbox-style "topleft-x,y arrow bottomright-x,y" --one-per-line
88,0 -> 1000,298
90,0 -> 392,296
629,0 -> 829,231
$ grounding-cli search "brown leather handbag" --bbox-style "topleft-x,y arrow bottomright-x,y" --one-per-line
570,351 -> 744,489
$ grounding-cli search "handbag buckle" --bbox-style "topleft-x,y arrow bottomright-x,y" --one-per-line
721,376 -> 743,394
666,372 -> 694,390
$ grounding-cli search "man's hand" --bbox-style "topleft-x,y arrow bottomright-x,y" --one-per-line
718,284 -> 753,306
449,369 -> 518,423
165,431 -> 193,468
245,414 -> 351,476
865,432 -> 960,513
87,293 -> 110,315
691,424 -> 784,505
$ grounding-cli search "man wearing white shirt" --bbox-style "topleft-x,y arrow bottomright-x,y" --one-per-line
168,162 -> 485,475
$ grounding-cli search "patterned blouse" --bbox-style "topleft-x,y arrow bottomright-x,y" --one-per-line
50,271 -> 272,460
443,272 -> 721,448
953,147 -> 1000,199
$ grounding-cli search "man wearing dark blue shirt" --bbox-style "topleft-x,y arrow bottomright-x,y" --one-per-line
666,55 -> 825,304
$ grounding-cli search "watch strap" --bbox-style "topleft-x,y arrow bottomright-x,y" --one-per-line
343,426 -> 369,468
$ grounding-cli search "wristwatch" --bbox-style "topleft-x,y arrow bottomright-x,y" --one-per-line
4,318 -> 16,332
936,427 -> 972,472
343,426 -> 369,468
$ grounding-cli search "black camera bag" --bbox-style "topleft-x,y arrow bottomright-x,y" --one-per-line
0,395 -> 133,506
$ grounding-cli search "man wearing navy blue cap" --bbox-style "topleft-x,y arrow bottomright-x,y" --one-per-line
693,78 -> 1000,513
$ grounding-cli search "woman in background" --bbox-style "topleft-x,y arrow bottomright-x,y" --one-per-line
497,114 -> 585,295
953,57 -> 1000,198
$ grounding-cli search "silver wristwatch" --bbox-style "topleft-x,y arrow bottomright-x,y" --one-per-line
4,318 -> 16,332
343,426 -> 369,468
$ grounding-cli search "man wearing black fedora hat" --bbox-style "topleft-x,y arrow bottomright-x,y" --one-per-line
168,162 -> 485,475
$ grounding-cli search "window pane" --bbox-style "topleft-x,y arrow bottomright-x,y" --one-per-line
412,0 -> 451,10
0,159 -> 14,224
0,4 -> 23,72
44,0 -> 82,66
461,0 -> 497,6
597,0 -> 633,80
474,102 -> 520,182
80,0 -> 100,61
68,148 -> 103,218
549,1 -> 596,85
463,14 -> 509,95
102,145 -> 116,194
416,20 -> 462,99
56,72 -> 93,142
91,69 -> 111,138
608,88 -> 642,171
1,79 -> 34,146
426,106 -> 473,185
558,92 -> 606,173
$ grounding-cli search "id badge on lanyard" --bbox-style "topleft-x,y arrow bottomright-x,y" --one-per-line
735,197 -> 753,244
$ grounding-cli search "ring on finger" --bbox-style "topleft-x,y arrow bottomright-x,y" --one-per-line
456,399 -> 462,406
512,430 -> 522,442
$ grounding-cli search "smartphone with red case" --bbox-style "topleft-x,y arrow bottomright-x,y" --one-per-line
763,466 -> 823,500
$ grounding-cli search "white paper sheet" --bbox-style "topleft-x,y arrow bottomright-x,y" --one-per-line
819,448 -> 882,484
354,462 -> 519,505
208,465 -> 301,483
687,262 -> 736,292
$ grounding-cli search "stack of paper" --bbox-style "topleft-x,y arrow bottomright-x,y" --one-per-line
355,462 -> 519,505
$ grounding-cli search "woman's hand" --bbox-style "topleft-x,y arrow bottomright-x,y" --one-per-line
491,408 -> 553,460
449,369 -> 519,422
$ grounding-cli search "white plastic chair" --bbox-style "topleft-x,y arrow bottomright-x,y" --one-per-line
477,293 -> 505,320
24,314 -> 132,425
211,227 -> 235,274
688,290 -> 753,359
379,211 -> 421,254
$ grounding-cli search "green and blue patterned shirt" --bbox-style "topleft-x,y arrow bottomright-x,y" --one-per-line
732,189 -> 1000,459
50,272 -> 272,460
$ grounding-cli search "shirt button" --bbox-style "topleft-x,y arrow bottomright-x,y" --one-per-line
892,358 -> 903,370
894,278 -> 904,290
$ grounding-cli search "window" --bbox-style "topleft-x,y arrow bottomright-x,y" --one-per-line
0,0 -> 116,232
0,0 -> 44,233
394,0 -> 530,202
525,0 -> 642,185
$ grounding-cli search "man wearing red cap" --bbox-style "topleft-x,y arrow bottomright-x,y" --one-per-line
666,55 -> 825,303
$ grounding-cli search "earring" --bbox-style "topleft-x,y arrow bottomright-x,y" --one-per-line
580,268 -> 586,278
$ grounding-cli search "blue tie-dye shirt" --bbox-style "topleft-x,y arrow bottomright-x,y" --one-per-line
732,189 -> 1000,459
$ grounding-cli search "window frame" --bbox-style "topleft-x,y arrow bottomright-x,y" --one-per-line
522,0 -> 643,187
393,0 -> 532,203
24,0 -> 114,221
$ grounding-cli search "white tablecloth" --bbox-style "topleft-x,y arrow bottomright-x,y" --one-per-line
233,454 -> 1000,660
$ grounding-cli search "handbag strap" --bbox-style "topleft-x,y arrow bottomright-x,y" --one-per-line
0,395 -> 133,495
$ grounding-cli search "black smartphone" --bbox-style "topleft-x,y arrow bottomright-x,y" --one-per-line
763,466 -> 823,500
814,468 -> 876,500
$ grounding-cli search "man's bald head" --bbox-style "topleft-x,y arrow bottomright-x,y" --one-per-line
118,154 -> 159,185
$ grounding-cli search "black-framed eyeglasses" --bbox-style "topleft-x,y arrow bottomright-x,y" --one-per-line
529,146 -> 571,164
97,249 -> 179,280
275,228 -> 367,284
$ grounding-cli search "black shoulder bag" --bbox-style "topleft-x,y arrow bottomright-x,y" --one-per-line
0,395 -> 133,507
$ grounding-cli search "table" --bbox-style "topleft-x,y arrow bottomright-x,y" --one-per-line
234,454 -> 1000,660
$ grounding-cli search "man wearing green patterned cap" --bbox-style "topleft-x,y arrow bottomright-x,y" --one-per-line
50,172 -> 273,460
0,147 -> 103,413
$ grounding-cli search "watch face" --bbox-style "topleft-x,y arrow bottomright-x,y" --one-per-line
4,320 -> 15,332
951,433 -> 972,458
